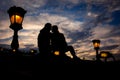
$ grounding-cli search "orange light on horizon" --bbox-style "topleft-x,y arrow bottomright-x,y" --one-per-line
31,49 -> 34,53
13,49 -> 16,52
101,53 -> 108,58
54,51 -> 60,56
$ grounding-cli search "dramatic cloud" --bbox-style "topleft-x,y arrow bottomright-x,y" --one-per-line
0,0 -> 120,60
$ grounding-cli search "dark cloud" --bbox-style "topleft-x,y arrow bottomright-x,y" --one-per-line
0,37 -> 12,43
108,27 -> 120,37
101,45 -> 119,51
114,53 -> 120,61
61,27 -> 89,44
0,30 -> 6,33
69,31 -> 90,43
0,44 -> 10,49
24,44 -> 35,48
83,0 -> 120,28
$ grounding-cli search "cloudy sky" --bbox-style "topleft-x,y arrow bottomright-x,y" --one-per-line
0,0 -> 120,60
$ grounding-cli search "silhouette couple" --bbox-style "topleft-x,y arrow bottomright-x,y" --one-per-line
37,23 -> 77,60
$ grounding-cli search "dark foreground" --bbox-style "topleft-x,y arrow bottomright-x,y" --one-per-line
0,55 -> 120,79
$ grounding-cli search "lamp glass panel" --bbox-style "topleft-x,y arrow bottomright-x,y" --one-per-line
10,15 -> 23,24
101,53 -> 108,58
15,15 -> 23,24
94,42 -> 100,48
10,15 -> 15,24
54,51 -> 60,56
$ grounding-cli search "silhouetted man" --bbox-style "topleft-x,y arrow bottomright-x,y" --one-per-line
37,23 -> 52,58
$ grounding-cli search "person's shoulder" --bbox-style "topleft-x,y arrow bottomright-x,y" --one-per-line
59,32 -> 64,35
60,33 -> 65,37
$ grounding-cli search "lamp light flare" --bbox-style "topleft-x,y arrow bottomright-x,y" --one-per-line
94,42 -> 100,48
10,15 -> 23,24
13,49 -> 16,52
54,51 -> 60,56
101,53 -> 108,58
92,39 -> 101,49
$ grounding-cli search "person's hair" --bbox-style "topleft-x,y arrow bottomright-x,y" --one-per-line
52,25 -> 58,32
45,23 -> 51,27
44,23 -> 51,30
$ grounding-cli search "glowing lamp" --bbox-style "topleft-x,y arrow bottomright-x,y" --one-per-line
31,49 -> 34,53
7,6 -> 27,30
7,6 -> 27,51
92,39 -> 100,49
10,15 -> 23,24
99,51 -> 115,62
13,49 -> 16,52
100,52 -> 108,58
100,51 -> 110,58
92,39 -> 101,61
54,51 -> 60,56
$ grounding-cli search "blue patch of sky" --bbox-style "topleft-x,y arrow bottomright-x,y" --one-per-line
70,3 -> 86,10
90,4 -> 107,14
61,3 -> 87,22
0,0 -> 13,11
27,1 -> 88,22
20,29 -> 31,32
25,7 -> 41,16
40,0 -> 59,13
62,3 -> 87,14
109,10 -> 120,26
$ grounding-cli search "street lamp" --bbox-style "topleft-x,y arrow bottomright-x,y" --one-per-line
100,51 -> 115,62
54,51 -> 60,56
7,6 -> 27,52
92,39 -> 101,61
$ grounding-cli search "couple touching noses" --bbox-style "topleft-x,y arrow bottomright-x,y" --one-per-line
38,23 -> 67,57
38,23 -> 77,59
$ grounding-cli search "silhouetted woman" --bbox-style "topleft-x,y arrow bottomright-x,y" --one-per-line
51,25 -> 68,57
51,25 -> 80,64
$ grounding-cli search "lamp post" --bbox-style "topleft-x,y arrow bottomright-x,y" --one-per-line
92,39 -> 101,61
7,6 -> 27,52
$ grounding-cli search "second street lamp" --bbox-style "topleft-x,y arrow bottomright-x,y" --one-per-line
92,39 -> 101,61
7,6 -> 27,52
100,51 -> 115,62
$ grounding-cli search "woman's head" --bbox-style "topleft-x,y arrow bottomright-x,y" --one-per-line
52,25 -> 58,33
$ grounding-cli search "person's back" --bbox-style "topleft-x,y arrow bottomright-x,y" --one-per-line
38,23 -> 52,57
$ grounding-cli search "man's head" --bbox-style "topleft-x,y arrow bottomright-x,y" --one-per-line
44,23 -> 52,31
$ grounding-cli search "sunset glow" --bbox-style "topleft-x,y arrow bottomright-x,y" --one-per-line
0,0 -> 120,60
